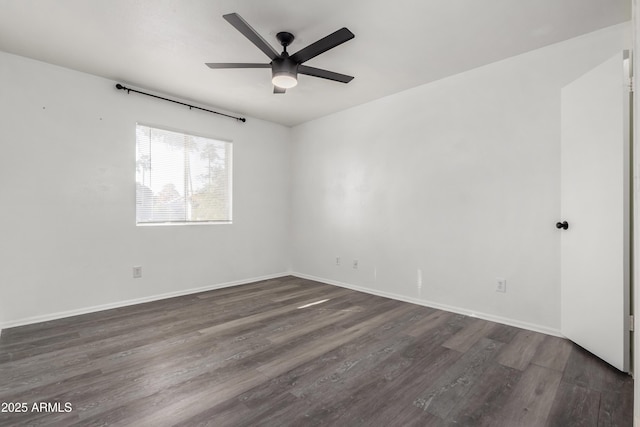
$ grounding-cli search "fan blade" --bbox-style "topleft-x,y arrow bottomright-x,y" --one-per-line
273,86 -> 286,94
298,65 -> 354,83
290,28 -> 354,64
223,13 -> 280,60
206,63 -> 271,69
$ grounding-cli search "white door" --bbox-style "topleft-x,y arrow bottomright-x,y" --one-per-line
560,51 -> 631,372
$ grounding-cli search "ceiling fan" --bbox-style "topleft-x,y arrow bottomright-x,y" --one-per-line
206,13 -> 355,94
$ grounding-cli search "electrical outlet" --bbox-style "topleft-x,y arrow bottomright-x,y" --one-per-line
496,278 -> 506,293
133,266 -> 142,278
353,260 -> 358,269
336,257 -> 341,266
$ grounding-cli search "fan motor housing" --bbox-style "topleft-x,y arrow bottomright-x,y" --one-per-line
272,57 -> 298,75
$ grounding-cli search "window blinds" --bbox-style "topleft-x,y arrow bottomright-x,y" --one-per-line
135,124 -> 232,224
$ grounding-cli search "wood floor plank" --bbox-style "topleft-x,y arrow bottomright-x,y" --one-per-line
292,344 -> 460,426
64,328 -> 274,420
490,364 -> 562,427
233,304 -> 445,425
197,286 -> 355,337
335,346 -> 462,426
300,334 -> 416,396
241,325 -> 410,408
268,286 -> 353,303
244,337 -> 424,426
255,303 -> 416,378
14,338 -> 272,423
413,338 -> 504,419
0,314 -> 220,393
195,276 -> 302,300
496,329 -> 546,371
228,301 -> 408,406
486,323 -> 520,343
441,318 -> 496,353
130,368 -> 272,426
598,375 -> 634,427
530,335 -> 573,372
400,315 -> 466,360
372,404 -> 444,427
1,292 -> 343,398
403,309 -> 461,337
176,388 -> 305,427
209,282 -> 303,305
0,406 -> 79,427
562,344 -> 632,394
0,276 -> 632,426
545,381 -> 600,427
190,311 -> 424,425
267,309 -> 355,344
3,283 -> 321,366
443,361 -> 521,426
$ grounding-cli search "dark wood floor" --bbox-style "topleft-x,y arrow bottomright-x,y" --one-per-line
0,276 -> 633,426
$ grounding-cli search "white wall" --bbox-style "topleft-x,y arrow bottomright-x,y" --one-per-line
290,23 -> 630,334
0,51 -> 291,328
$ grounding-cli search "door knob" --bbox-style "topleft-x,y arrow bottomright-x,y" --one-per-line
556,221 -> 569,230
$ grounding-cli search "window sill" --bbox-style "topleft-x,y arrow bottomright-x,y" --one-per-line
136,221 -> 232,227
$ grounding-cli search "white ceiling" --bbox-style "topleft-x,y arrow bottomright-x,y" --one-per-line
0,0 -> 630,126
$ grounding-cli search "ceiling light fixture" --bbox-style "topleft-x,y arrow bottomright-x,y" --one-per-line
272,71 -> 297,89
271,42 -> 298,89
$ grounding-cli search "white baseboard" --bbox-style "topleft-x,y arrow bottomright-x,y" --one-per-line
292,272 -> 563,338
0,272 -> 291,331
1,271 -> 562,339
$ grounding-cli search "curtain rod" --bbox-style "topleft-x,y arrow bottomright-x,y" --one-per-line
115,83 -> 246,123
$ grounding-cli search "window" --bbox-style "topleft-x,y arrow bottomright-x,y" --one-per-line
135,124 -> 232,225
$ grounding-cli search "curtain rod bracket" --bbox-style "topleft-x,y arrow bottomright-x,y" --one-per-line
115,83 -> 246,123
